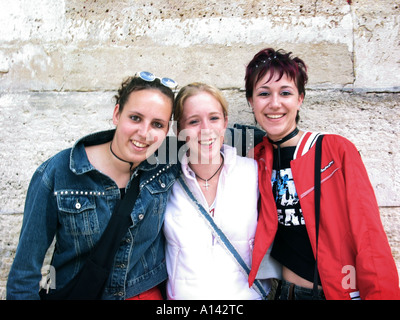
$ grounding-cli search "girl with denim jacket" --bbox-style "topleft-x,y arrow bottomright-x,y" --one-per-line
7,73 -> 181,300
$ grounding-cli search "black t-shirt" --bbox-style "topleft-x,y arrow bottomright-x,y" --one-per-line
120,188 -> 126,199
270,146 -> 320,284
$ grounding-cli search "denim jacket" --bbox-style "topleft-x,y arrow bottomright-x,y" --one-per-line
7,130 -> 180,300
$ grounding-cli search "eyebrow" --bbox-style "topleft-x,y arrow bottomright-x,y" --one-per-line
184,111 -> 223,120
130,111 -> 169,124
152,116 -> 170,125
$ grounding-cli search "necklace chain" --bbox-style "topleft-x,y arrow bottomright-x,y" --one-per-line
194,156 -> 224,190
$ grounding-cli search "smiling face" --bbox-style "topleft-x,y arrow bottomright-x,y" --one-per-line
178,91 -> 227,165
248,71 -> 304,141
112,89 -> 172,167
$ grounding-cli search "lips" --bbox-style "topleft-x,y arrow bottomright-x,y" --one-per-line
131,140 -> 149,149
266,114 -> 285,119
199,138 -> 216,146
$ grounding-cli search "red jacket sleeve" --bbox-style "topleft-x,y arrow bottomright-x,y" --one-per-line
341,138 -> 400,299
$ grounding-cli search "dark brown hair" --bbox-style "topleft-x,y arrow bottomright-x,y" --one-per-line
245,48 -> 308,123
114,76 -> 175,112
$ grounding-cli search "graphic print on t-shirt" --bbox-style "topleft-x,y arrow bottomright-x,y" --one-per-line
272,168 -> 305,226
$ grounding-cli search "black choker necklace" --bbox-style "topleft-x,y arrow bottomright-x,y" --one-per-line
267,127 -> 299,146
109,141 -> 135,172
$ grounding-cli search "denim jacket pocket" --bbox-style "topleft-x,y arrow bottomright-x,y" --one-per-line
143,173 -> 175,194
145,175 -> 174,213
56,192 -> 100,236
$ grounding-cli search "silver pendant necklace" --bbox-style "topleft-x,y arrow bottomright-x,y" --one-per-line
194,156 -> 224,190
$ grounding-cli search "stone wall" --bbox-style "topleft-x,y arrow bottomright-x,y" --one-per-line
0,0 -> 399,299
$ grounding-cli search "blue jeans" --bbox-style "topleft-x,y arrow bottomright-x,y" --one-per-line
278,279 -> 325,300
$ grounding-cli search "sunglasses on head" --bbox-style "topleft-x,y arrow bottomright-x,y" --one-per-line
137,71 -> 178,89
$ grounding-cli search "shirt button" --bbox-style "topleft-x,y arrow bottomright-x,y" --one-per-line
75,202 -> 81,210
138,214 -> 144,220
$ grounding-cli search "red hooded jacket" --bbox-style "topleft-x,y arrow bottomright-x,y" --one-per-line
249,132 -> 400,300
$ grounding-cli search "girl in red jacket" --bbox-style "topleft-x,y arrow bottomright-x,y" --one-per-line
245,48 -> 400,300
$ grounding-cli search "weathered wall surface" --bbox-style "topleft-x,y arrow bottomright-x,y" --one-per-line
0,0 -> 399,299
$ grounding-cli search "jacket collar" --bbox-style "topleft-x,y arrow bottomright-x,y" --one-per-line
258,130 -> 321,161
293,131 -> 323,160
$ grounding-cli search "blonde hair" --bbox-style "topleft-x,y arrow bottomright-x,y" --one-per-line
173,82 -> 228,130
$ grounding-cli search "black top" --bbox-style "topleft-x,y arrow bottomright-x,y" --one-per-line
270,146 -> 320,284
120,188 -> 126,199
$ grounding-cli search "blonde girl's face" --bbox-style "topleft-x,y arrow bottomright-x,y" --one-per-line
112,89 -> 172,166
178,91 -> 227,165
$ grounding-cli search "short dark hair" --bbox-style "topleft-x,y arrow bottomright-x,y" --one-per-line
114,76 -> 175,112
245,48 -> 308,124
